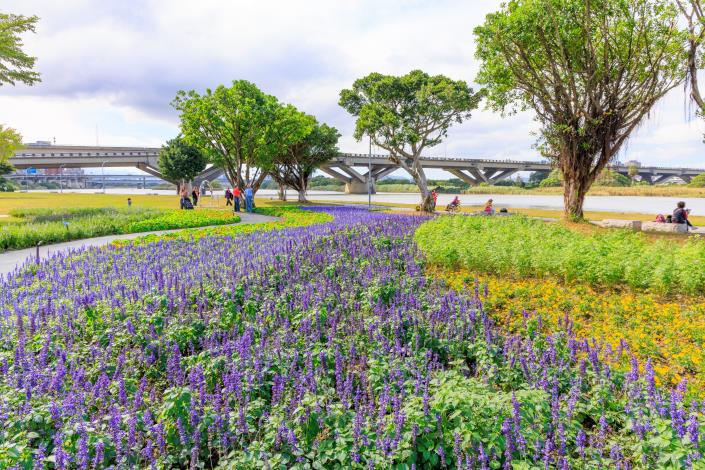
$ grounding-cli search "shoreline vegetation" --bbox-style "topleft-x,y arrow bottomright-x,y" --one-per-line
308,182 -> 705,197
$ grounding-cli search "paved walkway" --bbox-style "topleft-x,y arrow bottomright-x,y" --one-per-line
0,212 -> 277,277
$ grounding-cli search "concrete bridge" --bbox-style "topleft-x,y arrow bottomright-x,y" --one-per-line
10,144 -> 705,193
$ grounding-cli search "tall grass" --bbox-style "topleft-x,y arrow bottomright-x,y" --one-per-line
414,214 -> 705,295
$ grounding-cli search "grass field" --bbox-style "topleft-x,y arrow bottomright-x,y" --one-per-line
0,192 -> 285,222
4,192 -> 705,226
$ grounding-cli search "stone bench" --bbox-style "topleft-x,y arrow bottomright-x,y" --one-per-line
641,222 -> 688,233
601,219 -> 642,231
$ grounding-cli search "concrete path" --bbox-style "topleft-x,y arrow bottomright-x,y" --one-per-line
0,212 -> 277,276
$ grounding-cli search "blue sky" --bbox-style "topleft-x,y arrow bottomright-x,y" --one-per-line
2,0 -> 705,177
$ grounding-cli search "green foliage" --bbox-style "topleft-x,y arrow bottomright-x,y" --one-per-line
339,70 -> 482,211
173,80 -> 289,193
0,124 -> 22,165
0,208 -> 239,251
539,169 -> 631,188
414,214 -> 705,295
0,13 -> 40,87
539,169 -> 563,187
689,172 -> 705,187
158,136 -> 207,183
474,0 -> 685,217
271,111 -> 340,199
594,169 -> 632,187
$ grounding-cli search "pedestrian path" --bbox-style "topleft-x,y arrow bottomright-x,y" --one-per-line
0,212 -> 277,276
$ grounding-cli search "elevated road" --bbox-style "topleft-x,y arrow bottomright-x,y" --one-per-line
10,144 -> 705,193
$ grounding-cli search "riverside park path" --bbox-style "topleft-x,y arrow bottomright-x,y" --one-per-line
0,212 -> 277,277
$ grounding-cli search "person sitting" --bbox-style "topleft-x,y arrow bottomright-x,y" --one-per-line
484,198 -> 494,215
446,196 -> 460,212
673,201 -> 694,230
654,214 -> 666,223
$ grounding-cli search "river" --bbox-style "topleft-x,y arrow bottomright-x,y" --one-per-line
23,188 -> 705,215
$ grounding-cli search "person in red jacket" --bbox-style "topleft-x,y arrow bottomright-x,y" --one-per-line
232,187 -> 241,212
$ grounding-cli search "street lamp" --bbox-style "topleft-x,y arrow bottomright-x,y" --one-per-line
101,161 -> 107,194
368,135 -> 372,211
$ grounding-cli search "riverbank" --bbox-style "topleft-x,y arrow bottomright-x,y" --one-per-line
6,189 -> 705,223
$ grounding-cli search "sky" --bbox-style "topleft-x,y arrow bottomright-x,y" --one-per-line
2,0 -> 705,178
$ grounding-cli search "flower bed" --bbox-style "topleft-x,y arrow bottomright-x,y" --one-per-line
414,214 -> 705,295
0,207 -> 702,468
0,208 -> 239,251
431,267 -> 705,395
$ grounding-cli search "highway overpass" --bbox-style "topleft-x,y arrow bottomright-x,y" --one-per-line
10,144 -> 705,193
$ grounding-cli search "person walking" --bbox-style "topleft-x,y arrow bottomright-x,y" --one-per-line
233,186 -> 241,212
225,188 -> 233,206
180,188 -> 193,210
244,184 -> 254,213
191,187 -> 199,207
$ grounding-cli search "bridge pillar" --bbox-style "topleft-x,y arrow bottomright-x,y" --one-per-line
345,179 -> 376,194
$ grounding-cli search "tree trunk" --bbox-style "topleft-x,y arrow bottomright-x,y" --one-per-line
420,191 -> 435,213
414,163 -> 435,213
278,183 -> 287,201
563,175 -> 589,220
297,173 -> 308,203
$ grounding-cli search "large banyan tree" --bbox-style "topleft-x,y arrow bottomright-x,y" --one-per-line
475,0 -> 686,219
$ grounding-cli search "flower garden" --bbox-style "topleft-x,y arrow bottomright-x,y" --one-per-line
1,207 -> 704,468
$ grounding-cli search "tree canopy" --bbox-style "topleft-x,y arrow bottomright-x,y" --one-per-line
0,13 -> 40,87
172,80 -> 283,193
339,70 -> 481,212
157,137 -> 207,184
271,113 -> 340,202
0,124 -> 21,166
475,0 -> 685,219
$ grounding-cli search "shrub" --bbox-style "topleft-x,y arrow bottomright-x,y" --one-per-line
0,207 -> 239,251
414,214 -> 705,294
689,172 -> 705,188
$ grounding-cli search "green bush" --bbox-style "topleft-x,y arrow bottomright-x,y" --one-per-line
538,169 -> 562,187
0,208 -> 239,251
414,214 -> 705,294
689,172 -> 705,188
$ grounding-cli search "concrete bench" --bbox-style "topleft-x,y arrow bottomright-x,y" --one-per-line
601,219 -> 642,231
641,222 -> 688,233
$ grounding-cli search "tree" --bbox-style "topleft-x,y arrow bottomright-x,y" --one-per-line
689,172 -> 705,187
0,125 -> 21,192
528,171 -> 550,186
271,114 -> 340,203
0,13 -> 40,87
475,0 -> 685,219
627,162 -> 640,183
675,1 -> 705,113
172,81 -> 283,196
157,137 -> 207,190
339,70 -> 482,212
0,124 -> 22,165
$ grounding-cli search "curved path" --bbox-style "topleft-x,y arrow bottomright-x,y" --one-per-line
0,212 -> 277,276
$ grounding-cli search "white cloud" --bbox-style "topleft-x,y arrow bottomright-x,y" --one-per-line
1,0 -> 703,171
